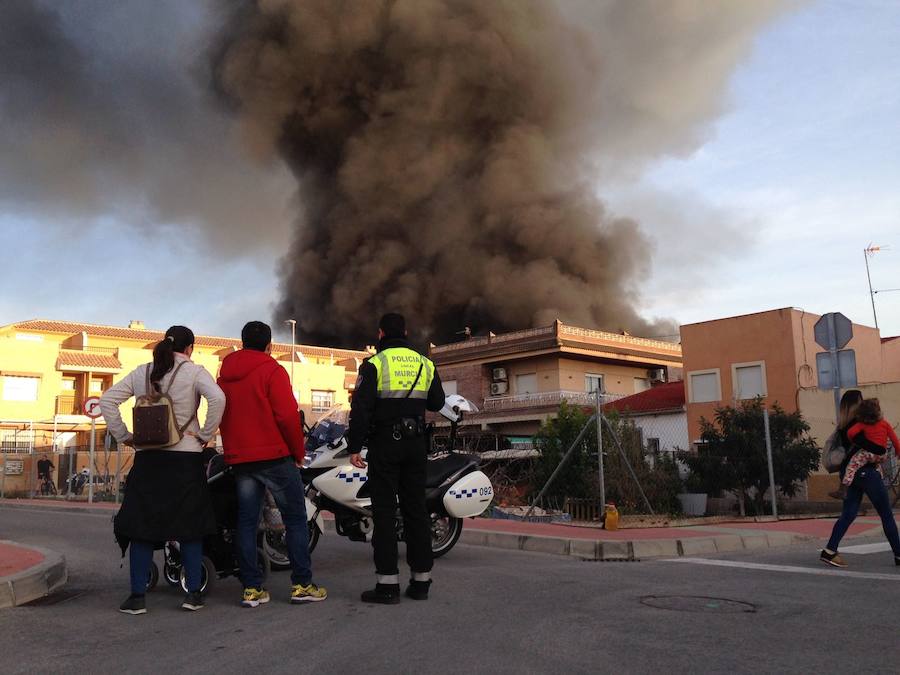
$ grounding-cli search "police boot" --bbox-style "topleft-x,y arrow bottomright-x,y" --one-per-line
405,579 -> 431,600
360,583 -> 400,605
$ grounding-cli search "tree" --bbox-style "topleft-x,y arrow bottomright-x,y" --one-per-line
681,398 -> 819,516
531,401 -> 596,504
530,402 -> 683,514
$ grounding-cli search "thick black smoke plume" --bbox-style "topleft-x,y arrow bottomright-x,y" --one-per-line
215,0 -> 784,346
0,1 -> 786,346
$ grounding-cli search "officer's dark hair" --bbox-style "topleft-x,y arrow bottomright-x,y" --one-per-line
379,313 -> 406,338
242,321 -> 272,352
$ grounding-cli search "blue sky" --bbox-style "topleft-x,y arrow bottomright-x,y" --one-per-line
606,0 -> 900,337
1,0 -> 898,343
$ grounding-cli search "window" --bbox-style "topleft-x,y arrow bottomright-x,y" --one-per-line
516,373 -> 538,395
90,379 -> 105,393
732,361 -> 767,400
2,376 -> 40,402
646,438 -> 661,454
442,380 -> 458,396
311,390 -> 334,413
688,369 -> 720,403
634,377 -> 651,393
585,374 -> 604,393
61,377 -> 76,391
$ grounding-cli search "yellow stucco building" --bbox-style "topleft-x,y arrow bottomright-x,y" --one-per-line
0,319 -> 369,495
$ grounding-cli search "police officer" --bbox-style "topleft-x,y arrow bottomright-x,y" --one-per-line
348,313 -> 445,604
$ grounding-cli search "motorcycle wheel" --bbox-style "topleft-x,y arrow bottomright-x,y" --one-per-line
431,515 -> 463,558
264,520 -> 322,569
262,530 -> 291,571
145,561 -> 159,592
179,556 -> 215,594
308,521 -> 321,554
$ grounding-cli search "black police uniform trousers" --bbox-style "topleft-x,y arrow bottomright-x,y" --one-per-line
367,428 -> 433,577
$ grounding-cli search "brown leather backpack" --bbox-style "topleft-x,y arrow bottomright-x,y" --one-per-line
132,362 -> 196,448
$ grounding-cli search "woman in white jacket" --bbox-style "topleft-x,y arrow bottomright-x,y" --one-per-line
100,325 -> 225,615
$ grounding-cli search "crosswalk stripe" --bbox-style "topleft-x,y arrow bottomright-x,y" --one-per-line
839,542 -> 892,555
665,557 -> 900,581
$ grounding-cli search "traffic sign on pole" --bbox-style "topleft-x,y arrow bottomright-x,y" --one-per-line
814,312 -> 857,424
82,396 -> 102,503
83,396 -> 102,419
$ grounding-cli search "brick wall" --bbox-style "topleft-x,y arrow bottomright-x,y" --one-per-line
438,363 -> 488,407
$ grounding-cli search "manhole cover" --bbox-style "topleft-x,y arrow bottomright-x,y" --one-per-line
641,595 -> 756,614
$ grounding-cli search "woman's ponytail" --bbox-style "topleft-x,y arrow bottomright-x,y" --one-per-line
150,325 -> 195,389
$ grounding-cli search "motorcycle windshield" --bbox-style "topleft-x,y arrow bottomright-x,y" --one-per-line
306,404 -> 350,447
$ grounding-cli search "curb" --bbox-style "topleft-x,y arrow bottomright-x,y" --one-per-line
0,501 -> 117,516
458,528 -> 818,561
0,541 -> 68,608
0,499 -> 833,562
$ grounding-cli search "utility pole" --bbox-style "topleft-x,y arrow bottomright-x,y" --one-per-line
595,388 -> 606,512
285,319 -> 297,409
864,246 -> 880,330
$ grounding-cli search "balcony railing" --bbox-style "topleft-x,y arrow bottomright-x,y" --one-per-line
481,390 -> 623,413
56,394 -> 81,416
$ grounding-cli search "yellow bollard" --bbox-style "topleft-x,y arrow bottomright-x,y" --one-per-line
603,503 -> 619,531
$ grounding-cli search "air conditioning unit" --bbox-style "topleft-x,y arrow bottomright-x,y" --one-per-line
492,367 -> 508,381
648,368 -> 666,383
490,381 -> 508,395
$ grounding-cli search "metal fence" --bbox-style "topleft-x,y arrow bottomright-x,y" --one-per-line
1,443 -> 132,502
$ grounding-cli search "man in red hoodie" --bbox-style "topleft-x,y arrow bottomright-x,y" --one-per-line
218,321 -> 327,607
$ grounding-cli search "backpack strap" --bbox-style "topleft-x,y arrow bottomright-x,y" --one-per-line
162,360 -> 189,395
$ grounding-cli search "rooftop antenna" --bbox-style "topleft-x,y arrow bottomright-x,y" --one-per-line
864,245 -> 898,331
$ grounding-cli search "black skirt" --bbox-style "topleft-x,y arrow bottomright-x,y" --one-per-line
114,450 -> 216,552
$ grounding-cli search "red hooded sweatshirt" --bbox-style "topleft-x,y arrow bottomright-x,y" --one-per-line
217,349 -> 305,465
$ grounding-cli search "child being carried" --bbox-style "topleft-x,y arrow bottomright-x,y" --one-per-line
843,398 -> 900,486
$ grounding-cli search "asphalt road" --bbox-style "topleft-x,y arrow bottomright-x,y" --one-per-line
2,504 -> 899,674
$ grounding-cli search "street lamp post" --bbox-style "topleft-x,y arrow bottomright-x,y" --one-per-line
285,319 -> 297,408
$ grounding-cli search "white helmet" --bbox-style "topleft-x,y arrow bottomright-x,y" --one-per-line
439,394 -> 479,423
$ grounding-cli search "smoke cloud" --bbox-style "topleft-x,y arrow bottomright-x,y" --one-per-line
214,0 -> 786,346
1,1 -> 789,346
0,0 -> 293,252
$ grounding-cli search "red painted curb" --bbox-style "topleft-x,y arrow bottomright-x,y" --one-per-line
0,542 -> 45,578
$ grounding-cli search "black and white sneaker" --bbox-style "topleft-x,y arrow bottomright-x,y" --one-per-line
181,592 -> 204,611
119,594 -> 147,615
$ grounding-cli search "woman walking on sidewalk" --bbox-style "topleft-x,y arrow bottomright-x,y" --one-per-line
100,325 -> 225,614
820,390 -> 900,568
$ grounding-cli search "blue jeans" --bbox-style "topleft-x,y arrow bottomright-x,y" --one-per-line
826,465 -> 900,555
235,459 -> 312,588
130,539 -> 202,594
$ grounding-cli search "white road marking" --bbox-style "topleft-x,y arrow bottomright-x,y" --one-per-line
666,557 -> 900,581
839,542 -> 892,555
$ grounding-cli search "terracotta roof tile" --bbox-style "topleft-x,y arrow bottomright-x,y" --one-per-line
604,381 -> 685,415
57,350 -> 122,370
12,319 -> 369,360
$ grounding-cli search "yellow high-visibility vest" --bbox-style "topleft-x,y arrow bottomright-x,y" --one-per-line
371,347 -> 435,400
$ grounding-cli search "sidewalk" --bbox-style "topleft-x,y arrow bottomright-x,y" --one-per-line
0,540 -> 67,608
1,497 -> 893,561
460,514 -> 888,560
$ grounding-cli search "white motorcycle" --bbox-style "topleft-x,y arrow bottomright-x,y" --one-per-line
283,395 -> 493,561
